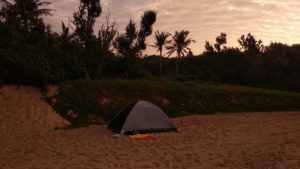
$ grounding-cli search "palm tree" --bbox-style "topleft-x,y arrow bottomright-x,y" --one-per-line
166,30 -> 195,77
3,0 -> 52,31
152,31 -> 170,76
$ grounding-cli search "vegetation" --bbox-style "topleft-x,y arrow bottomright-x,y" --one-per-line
49,80 -> 300,127
0,0 -> 299,92
151,31 -> 170,76
166,30 -> 195,77
1,0 -> 300,127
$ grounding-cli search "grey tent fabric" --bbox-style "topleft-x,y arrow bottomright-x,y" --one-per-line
108,100 -> 177,135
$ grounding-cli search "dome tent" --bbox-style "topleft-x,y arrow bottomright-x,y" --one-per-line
108,100 -> 177,135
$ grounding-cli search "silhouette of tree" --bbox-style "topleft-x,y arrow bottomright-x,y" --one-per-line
238,33 -> 264,54
204,41 -> 214,53
187,49 -> 194,57
97,15 -> 117,53
60,22 -> 74,42
137,10 -> 157,51
151,31 -> 170,76
73,0 -> 102,46
114,10 -> 156,57
113,10 -> 156,78
114,19 -> 137,56
214,32 -> 227,52
166,30 -> 195,77
204,33 -> 227,54
263,42 -> 293,82
1,0 -> 52,31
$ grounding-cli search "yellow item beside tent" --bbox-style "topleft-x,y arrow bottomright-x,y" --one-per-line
129,134 -> 156,141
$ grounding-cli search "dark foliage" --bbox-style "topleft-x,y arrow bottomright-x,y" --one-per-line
166,30 -> 195,77
238,33 -> 264,54
113,10 -> 157,78
73,0 -> 101,46
214,32 -> 227,52
52,80 -> 300,127
151,31 -> 171,76
0,1 -> 299,92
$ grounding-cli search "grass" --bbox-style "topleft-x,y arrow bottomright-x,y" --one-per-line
48,79 -> 300,127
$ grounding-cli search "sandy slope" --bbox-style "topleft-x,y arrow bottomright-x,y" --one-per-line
0,86 -> 299,169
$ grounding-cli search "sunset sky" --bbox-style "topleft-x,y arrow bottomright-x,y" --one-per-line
44,0 -> 300,55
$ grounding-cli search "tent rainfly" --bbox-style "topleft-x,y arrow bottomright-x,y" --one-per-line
108,100 -> 177,135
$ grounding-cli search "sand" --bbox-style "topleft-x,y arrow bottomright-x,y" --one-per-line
0,86 -> 300,169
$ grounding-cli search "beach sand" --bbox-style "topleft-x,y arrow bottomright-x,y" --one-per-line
0,86 -> 299,169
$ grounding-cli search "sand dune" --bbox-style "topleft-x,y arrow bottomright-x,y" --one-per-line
0,86 -> 299,169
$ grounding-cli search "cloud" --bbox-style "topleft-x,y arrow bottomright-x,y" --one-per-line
43,0 -> 300,55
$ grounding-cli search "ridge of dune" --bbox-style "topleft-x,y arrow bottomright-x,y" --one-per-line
0,85 -> 69,138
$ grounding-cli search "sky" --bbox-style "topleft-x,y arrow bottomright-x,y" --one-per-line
44,0 -> 300,55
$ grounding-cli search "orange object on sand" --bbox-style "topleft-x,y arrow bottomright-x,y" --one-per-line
129,134 -> 156,141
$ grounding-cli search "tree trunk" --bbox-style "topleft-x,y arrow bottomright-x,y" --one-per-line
176,52 -> 180,77
159,50 -> 162,76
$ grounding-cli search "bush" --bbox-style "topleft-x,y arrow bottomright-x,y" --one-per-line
49,79 -> 300,127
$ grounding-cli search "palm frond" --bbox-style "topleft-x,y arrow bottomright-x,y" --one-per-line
1,0 -> 12,5
166,30 -> 195,58
37,1 -> 51,7
37,8 -> 52,16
